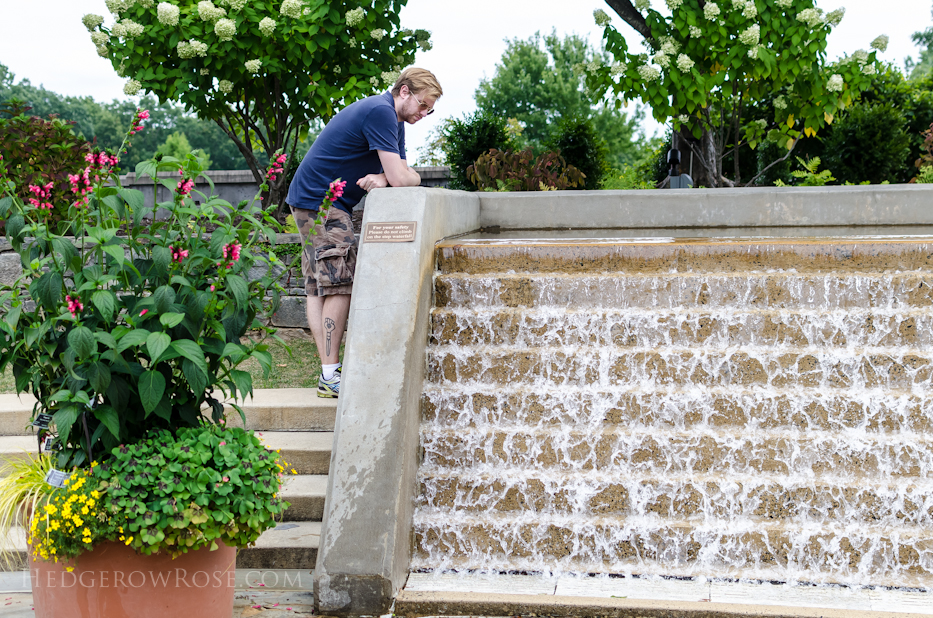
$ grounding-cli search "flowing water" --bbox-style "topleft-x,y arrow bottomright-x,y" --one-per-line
412,235 -> 933,589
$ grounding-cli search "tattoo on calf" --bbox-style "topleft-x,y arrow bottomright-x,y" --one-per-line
325,317 -> 336,356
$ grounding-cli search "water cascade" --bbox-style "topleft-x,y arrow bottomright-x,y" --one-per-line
412,235 -> 933,589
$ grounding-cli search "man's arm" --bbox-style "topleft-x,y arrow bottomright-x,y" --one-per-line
357,150 -> 421,191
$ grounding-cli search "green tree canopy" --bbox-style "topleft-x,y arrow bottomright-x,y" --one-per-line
589,0 -> 886,187
907,4 -> 933,79
475,31 -> 644,168
86,0 -> 431,210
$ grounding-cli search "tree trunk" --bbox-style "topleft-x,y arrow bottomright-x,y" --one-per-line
677,128 -> 720,188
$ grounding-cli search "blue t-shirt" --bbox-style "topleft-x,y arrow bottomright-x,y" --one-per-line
286,91 -> 405,215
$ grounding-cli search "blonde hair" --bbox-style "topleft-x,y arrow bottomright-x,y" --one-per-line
391,67 -> 443,99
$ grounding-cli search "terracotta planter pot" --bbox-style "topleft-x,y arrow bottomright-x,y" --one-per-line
29,540 -> 236,618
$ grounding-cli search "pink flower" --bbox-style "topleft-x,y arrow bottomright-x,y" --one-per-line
170,245 -> 189,263
138,110 -> 150,120
177,178 -> 195,197
210,284 -> 215,291
222,242 -> 241,262
139,309 -> 148,317
65,295 -> 83,318
219,441 -> 226,446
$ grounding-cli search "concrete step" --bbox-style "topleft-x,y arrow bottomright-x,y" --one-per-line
280,474 -> 327,522
418,471 -> 933,526
410,516 -> 933,588
430,307 -> 932,348
420,427 -> 933,478
422,387 -> 933,435
427,347 -> 933,391
434,272 -> 933,310
434,238 -> 933,276
261,432 -> 333,475
236,520 -> 320,570
0,521 -> 321,572
0,389 -> 337,436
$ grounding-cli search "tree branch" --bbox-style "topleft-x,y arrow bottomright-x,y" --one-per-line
604,0 -> 654,43
744,139 -> 797,187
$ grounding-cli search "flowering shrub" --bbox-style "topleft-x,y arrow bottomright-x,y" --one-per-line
28,425 -> 293,564
0,100 -> 92,231
585,0 -> 886,186
0,110 -> 284,469
913,122 -> 933,182
85,0 -> 431,214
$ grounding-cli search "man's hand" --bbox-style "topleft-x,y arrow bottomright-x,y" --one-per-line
357,173 -> 389,192
376,150 -> 421,187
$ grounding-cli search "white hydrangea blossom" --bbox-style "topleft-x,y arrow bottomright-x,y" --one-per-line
245,59 -> 262,73
773,95 -> 787,110
370,76 -> 380,87
418,39 -> 433,52
635,0 -> 651,10
826,7 -> 845,27
739,24 -> 760,46
742,1 -> 757,18
348,37 -> 357,47
215,18 -> 236,41
678,114 -> 689,123
861,63 -> 877,75
346,7 -> 365,27
157,3 -> 180,26
224,0 -> 248,10
82,14 -> 104,31
112,23 -> 128,38
177,39 -> 208,58
370,28 -> 385,41
652,52 -> 671,68
138,0 -> 154,7
218,79 -> 234,93
747,46 -> 759,59
123,79 -> 141,95
91,31 -> 109,46
106,0 -> 131,15
334,66 -> 342,74
852,49 -> 868,63
280,0 -> 302,18
797,8 -> 824,27
676,54 -> 694,71
660,39 -> 678,55
704,2 -> 720,20
200,68 -> 210,75
871,35 -> 889,52
381,69 -> 400,86
826,74 -> 844,92
754,119 -> 767,129
610,61 -> 626,76
97,45 -> 110,58
637,63 -> 662,81
586,59 -> 602,73
689,25 -> 702,37
122,20 -> 145,37
116,60 -> 127,77
665,0 -> 683,10
593,9 -> 611,26
775,0 -> 792,7
198,1 -> 227,21
259,17 -> 276,36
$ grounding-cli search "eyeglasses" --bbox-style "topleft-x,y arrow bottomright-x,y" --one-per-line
413,94 -> 435,115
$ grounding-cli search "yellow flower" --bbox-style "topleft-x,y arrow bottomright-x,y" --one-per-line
91,461 -> 98,467
125,536 -> 133,545
90,490 -> 100,499
66,566 -> 74,572
44,504 -> 57,514
81,506 -> 89,515
50,521 -> 60,531
72,516 -> 83,526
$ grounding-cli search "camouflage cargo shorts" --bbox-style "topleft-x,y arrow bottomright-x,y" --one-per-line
290,206 -> 357,297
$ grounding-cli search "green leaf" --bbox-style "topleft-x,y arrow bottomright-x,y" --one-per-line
0,196 -> 12,217
153,246 -> 171,275
92,290 -> 117,322
118,188 -> 145,211
221,343 -> 247,362
103,194 -> 125,218
52,405 -> 80,442
117,329 -> 150,352
139,370 -> 166,415
51,238 -> 78,268
93,405 -> 121,440
67,326 -> 96,360
183,358 -> 207,394
102,244 -> 126,266
36,271 -> 63,309
230,369 -> 253,399
135,160 -> 158,179
153,285 -> 176,313
226,274 -> 248,307
6,215 -> 24,239
146,331 -> 171,363
94,332 -> 117,350
159,312 -> 186,328
88,362 -> 112,394
171,339 -> 208,377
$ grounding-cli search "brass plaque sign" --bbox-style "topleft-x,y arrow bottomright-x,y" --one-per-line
363,222 -> 418,243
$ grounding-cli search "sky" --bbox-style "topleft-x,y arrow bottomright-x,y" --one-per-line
0,0 -> 930,163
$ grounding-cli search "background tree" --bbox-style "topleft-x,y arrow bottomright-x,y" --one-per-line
86,0 -> 431,212
475,31 -> 644,168
907,3 -> 933,79
588,0 -> 885,187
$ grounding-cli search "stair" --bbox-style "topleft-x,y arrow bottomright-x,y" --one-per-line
413,237 -> 933,589
0,388 -> 335,571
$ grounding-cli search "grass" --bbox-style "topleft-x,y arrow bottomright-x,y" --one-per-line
0,336 -> 342,394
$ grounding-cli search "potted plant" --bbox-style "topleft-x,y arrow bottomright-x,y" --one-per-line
0,109 -> 293,617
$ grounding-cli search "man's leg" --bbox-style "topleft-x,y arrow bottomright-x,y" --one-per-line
306,293 -> 351,365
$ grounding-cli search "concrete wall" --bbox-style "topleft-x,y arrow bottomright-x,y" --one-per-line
313,183 -> 933,615
314,188 -> 480,615
120,167 -> 451,210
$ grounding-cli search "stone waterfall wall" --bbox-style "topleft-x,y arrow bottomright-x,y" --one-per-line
415,238 -> 933,588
